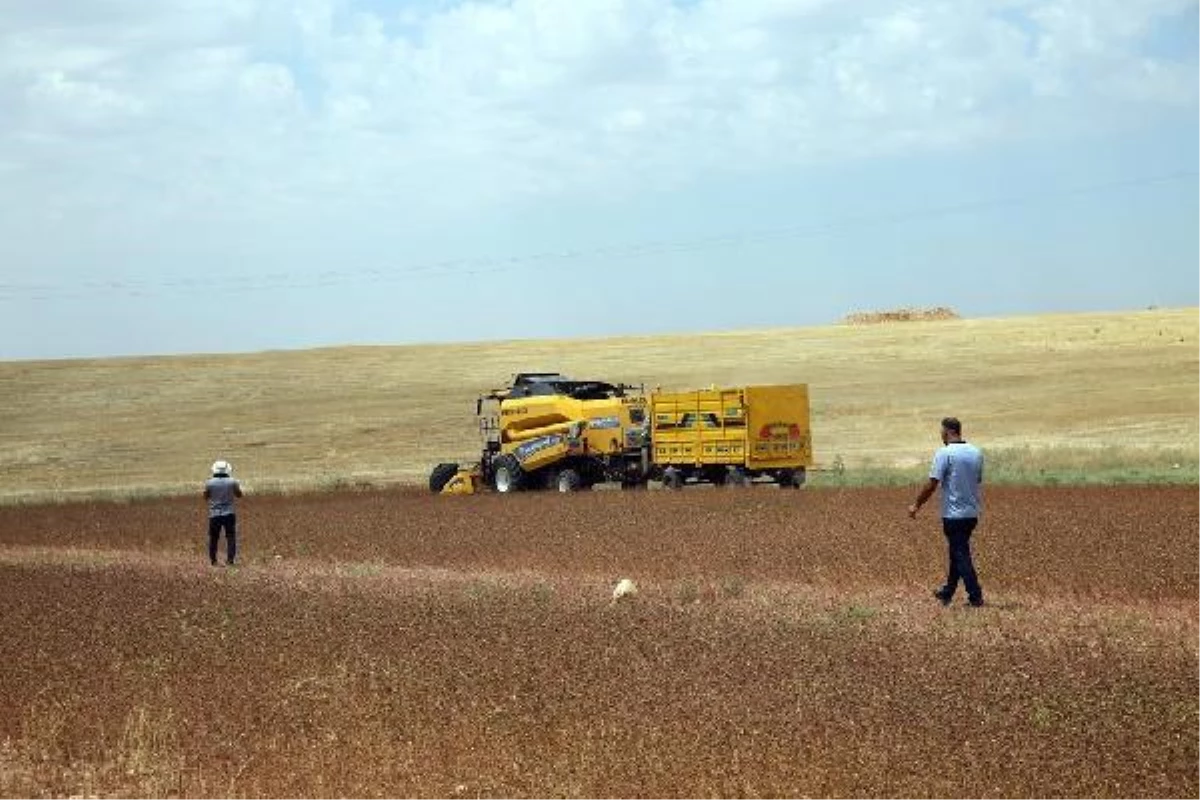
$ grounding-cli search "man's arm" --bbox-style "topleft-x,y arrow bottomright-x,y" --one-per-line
203,486 -> 211,499
911,448 -> 948,518
234,483 -> 244,498
908,478 -> 938,518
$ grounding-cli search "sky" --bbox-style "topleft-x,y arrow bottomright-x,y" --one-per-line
1,0 -> 1197,360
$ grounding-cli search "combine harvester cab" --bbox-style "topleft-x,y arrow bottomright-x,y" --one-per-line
650,384 -> 813,489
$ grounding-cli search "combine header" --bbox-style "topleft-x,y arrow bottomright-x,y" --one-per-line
430,373 -> 812,493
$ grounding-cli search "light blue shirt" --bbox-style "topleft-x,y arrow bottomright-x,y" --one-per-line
930,441 -> 983,519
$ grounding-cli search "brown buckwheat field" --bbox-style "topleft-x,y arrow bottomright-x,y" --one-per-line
1,484 -> 1196,798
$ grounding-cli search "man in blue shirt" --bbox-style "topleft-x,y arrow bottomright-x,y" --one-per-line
908,417 -> 985,606
204,459 -> 244,566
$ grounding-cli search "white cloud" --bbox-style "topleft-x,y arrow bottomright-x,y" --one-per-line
26,70 -> 145,127
0,0 -> 1195,241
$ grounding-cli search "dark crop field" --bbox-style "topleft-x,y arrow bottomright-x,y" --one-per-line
1,485 -> 1196,797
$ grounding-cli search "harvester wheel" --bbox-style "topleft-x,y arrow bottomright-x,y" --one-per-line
554,468 -> 582,493
775,469 -> 798,488
492,454 -> 525,493
429,462 -> 460,493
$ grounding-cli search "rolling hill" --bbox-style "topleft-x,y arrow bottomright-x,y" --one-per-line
1,307 -> 1195,501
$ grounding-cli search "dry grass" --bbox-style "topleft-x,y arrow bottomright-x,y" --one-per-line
0,307 -> 1195,500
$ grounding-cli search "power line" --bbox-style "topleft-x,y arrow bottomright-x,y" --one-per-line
3,168 -> 1195,302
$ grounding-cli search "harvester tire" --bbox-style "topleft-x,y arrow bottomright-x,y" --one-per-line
492,454 -> 525,493
775,469 -> 798,489
429,462 -> 459,493
554,468 -> 582,493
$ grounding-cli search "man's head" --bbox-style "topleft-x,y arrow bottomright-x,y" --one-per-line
211,459 -> 232,477
940,417 -> 962,444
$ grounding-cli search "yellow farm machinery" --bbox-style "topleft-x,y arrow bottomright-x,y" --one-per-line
429,372 -> 813,494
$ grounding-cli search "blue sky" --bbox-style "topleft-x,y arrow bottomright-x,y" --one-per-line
1,0 -> 1197,360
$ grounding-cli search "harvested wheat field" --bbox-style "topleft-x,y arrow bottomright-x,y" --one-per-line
2,307 -> 1196,500
0,484 -> 1195,798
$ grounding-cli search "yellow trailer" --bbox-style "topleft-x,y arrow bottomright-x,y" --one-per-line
650,384 -> 812,487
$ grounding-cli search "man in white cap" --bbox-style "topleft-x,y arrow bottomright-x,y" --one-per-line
204,459 -> 244,566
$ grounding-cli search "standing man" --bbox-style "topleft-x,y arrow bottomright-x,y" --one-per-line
908,418 -> 984,606
205,459 -> 243,566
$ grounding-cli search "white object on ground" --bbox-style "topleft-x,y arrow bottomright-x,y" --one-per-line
612,578 -> 638,600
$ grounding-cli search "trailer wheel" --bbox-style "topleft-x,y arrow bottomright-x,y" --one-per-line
728,468 -> 751,487
704,466 -> 728,486
663,467 -> 684,490
493,454 -> 525,493
554,468 -> 582,493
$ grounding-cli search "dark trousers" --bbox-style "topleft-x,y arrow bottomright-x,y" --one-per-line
941,517 -> 982,602
208,514 -> 237,564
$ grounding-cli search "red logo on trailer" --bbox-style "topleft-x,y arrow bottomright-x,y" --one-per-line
758,422 -> 802,440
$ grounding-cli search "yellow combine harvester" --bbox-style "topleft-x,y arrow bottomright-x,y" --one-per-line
429,373 -> 812,493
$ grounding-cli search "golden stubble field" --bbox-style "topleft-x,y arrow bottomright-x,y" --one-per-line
0,485 -> 1196,797
0,307 -> 1196,500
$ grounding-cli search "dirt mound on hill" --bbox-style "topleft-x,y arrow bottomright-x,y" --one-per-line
842,306 -> 961,324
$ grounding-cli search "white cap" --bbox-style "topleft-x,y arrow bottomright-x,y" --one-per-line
211,460 -> 232,476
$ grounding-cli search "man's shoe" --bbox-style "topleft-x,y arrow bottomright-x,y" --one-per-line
967,597 -> 985,607
933,588 -> 952,606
